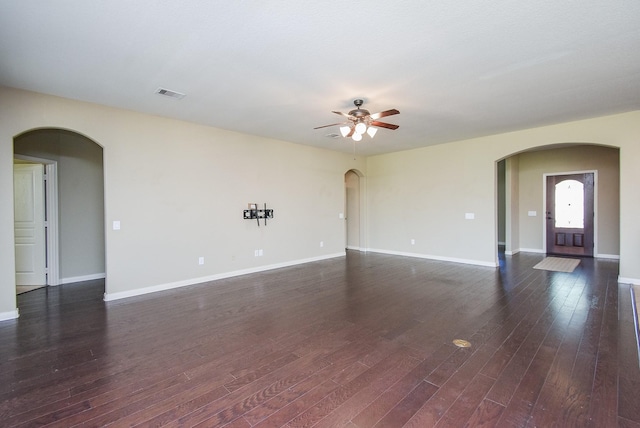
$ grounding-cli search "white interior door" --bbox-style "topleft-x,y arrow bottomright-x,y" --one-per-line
14,163 -> 46,286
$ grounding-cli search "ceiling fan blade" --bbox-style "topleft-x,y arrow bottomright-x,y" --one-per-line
313,122 -> 348,129
369,109 -> 399,120
370,121 -> 399,130
332,110 -> 353,118
346,127 -> 355,137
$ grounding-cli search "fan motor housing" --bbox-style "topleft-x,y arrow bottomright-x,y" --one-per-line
348,108 -> 370,118
349,99 -> 369,119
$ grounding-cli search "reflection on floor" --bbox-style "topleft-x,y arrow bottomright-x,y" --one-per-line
3,254 -> 639,426
16,285 -> 46,295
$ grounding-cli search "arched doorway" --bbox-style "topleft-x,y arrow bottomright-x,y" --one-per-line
345,169 -> 364,251
497,144 -> 619,261
13,128 -> 105,294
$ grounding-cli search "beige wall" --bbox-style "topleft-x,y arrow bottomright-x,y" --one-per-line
365,111 -> 640,276
366,140 -> 498,265
0,87 -> 365,318
514,145 -> 619,256
505,156 -> 520,255
1,86 -> 639,320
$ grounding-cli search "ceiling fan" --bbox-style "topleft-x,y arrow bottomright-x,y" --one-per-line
314,99 -> 399,141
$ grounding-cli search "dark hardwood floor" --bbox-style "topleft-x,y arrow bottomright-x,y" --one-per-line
1,251 -> 639,427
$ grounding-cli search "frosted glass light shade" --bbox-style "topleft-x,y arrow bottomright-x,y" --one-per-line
352,132 -> 362,142
339,126 -> 351,137
355,122 -> 367,135
366,127 -> 378,138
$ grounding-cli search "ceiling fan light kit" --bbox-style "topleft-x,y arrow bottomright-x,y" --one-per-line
314,99 -> 399,142
354,121 -> 367,135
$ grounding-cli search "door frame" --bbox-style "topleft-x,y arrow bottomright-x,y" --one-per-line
14,155 -> 60,286
542,169 -> 597,257
344,169 -> 367,252
345,170 -> 360,250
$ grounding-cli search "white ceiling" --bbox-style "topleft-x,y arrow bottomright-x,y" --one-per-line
1,1 -> 639,156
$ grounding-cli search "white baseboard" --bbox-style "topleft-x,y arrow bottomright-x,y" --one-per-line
104,252 -> 346,302
60,273 -> 106,285
0,309 -> 19,322
595,253 -> 620,260
514,249 -> 620,260
504,248 -> 620,260
518,248 -> 546,254
619,276 -> 640,285
365,248 -> 498,268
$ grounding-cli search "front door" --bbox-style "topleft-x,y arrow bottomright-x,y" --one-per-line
546,173 -> 594,257
14,163 -> 47,285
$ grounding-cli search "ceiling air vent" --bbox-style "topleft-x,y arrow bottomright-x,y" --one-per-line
325,133 -> 341,138
155,87 -> 186,100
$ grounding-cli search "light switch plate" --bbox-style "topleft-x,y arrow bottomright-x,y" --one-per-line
112,220 -> 121,230
465,213 -> 475,220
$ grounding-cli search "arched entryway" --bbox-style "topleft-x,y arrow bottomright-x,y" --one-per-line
345,169 -> 365,251
13,128 -> 105,294
497,144 -> 620,261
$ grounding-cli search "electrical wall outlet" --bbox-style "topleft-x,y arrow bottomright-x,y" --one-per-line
320,241 -> 324,247
411,239 -> 415,245
198,257 -> 204,265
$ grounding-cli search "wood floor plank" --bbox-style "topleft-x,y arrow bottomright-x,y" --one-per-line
250,379 -> 340,427
463,398 -> 505,428
586,277 -> 619,428
495,281 -> 585,426
312,348 -> 422,427
0,251 -> 635,427
434,373 -> 495,428
485,274 -> 582,406
167,354 -> 333,427
374,380 -> 439,427
351,343 -> 456,427
401,335 -> 500,427
242,343 -> 397,426
128,384 -> 231,427
619,416 -> 640,428
283,347 -> 419,427
618,283 -> 640,423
